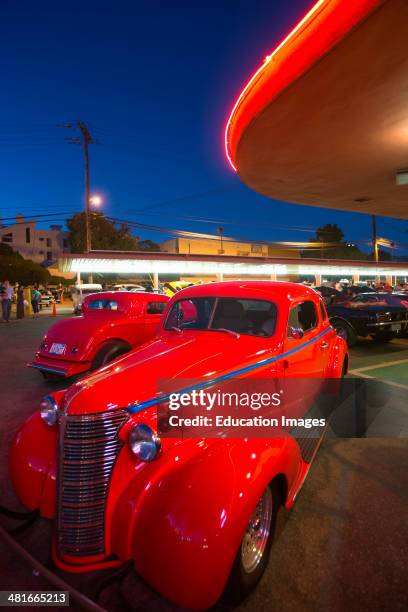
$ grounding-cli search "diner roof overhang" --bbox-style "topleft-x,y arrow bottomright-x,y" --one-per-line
59,252 -> 408,278
225,0 -> 408,219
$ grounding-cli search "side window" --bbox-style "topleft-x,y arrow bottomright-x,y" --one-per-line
287,306 -> 300,334
287,301 -> 317,336
146,301 -> 167,315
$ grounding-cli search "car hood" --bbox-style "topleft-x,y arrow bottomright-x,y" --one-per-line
328,304 -> 406,314
63,331 -> 280,415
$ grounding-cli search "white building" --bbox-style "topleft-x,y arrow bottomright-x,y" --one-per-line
0,215 -> 70,264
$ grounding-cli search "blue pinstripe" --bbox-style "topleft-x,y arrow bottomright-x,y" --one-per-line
127,327 -> 332,415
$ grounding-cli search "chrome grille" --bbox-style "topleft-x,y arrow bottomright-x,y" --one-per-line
57,409 -> 128,557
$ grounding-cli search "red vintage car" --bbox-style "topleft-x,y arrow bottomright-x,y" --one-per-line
29,291 -> 169,379
11,281 -> 348,609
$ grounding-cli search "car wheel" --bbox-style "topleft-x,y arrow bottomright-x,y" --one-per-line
91,341 -> 131,371
226,483 -> 279,602
333,321 -> 357,347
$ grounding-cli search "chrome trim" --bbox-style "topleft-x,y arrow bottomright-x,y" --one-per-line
366,320 -> 407,328
57,409 -> 128,557
29,363 -> 67,375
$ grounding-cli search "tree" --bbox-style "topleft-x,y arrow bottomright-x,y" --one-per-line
370,248 -> 392,261
315,223 -> 344,244
0,244 -> 51,285
67,212 -> 140,253
302,223 -> 368,260
138,239 -> 160,252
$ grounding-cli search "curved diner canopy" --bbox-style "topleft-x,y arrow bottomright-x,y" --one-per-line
225,0 -> 408,219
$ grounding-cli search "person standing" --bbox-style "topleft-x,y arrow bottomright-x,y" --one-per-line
31,285 -> 41,317
16,284 -> 25,319
1,280 -> 14,322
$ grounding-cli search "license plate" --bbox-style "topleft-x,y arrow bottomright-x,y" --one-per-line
391,323 -> 401,332
50,342 -> 66,355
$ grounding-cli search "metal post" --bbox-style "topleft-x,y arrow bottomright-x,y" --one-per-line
372,215 -> 378,264
77,121 -> 94,254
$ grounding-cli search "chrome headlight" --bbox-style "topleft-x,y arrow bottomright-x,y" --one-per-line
128,423 -> 161,461
40,395 -> 59,426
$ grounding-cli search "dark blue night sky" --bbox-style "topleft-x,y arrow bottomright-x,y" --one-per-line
1,0 -> 407,255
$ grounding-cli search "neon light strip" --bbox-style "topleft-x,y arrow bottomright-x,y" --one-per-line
65,258 -> 408,277
224,0 -> 328,171
128,326 -> 332,414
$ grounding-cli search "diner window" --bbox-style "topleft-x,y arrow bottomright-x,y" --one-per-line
2,232 -> 13,243
25,227 -> 31,243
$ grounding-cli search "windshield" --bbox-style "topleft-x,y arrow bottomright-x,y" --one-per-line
164,297 -> 277,337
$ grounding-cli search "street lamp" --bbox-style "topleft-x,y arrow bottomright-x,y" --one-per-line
90,195 -> 103,208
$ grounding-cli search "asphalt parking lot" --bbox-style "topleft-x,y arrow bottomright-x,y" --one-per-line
0,313 -> 406,612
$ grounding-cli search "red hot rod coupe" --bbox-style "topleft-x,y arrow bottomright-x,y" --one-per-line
29,291 -> 169,379
11,282 -> 348,609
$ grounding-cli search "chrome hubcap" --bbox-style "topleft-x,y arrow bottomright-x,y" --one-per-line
241,487 -> 273,573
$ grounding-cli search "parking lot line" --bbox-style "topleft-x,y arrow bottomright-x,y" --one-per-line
348,372 -> 408,391
349,357 -> 408,374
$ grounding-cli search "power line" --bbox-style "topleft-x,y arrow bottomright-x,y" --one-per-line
0,212 -> 79,222
105,215 -> 361,250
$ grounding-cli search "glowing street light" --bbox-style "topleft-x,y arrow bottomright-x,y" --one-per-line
90,195 -> 103,207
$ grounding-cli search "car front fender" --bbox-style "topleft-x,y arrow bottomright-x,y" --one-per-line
110,436 -> 300,610
9,411 -> 57,518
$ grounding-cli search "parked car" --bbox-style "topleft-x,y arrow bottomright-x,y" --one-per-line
11,281 -> 348,609
315,285 -> 341,304
39,289 -> 54,309
29,291 -> 169,379
327,292 -> 408,345
163,280 -> 195,296
70,283 -> 103,314
112,283 -> 146,292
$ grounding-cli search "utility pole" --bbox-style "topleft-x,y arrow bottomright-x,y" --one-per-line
218,227 -> 224,255
77,121 -> 94,253
372,214 -> 378,263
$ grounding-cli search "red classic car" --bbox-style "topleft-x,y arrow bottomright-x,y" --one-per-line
29,291 -> 169,379
11,281 -> 348,609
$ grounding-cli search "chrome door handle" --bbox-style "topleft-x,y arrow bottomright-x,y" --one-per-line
320,341 -> 329,349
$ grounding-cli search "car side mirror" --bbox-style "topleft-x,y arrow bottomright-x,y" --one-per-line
288,326 -> 304,340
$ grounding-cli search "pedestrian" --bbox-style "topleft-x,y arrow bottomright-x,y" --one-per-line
31,285 -> 41,317
1,280 -> 14,322
16,284 -> 25,319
